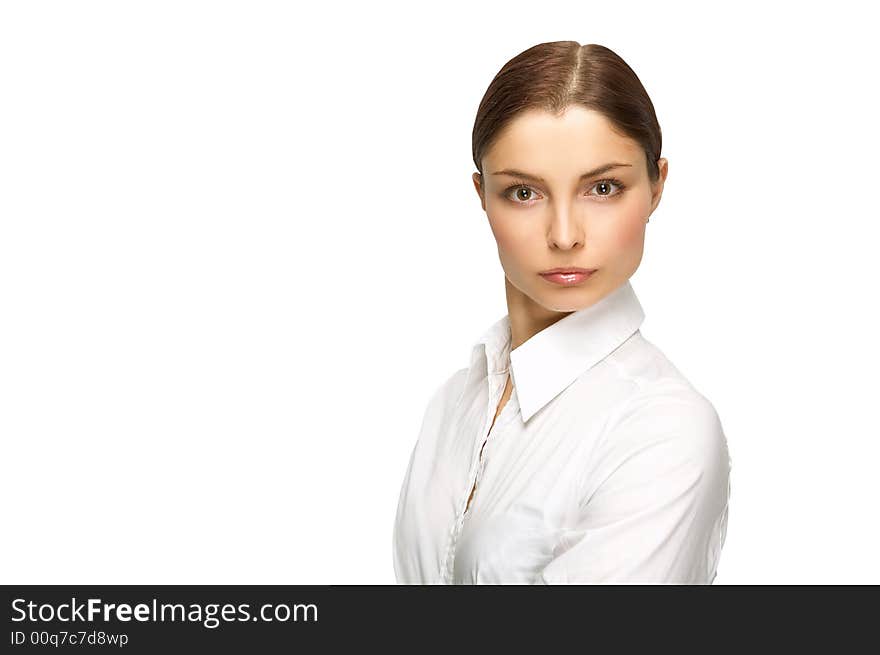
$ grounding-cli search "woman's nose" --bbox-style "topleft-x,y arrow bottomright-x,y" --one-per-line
548,207 -> 584,249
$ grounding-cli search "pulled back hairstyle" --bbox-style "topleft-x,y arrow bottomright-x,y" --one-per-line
472,42 -> 662,185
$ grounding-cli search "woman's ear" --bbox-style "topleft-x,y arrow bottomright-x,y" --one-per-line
472,172 -> 486,211
648,158 -> 668,216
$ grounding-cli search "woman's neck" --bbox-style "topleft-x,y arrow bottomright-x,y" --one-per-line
504,276 -> 573,352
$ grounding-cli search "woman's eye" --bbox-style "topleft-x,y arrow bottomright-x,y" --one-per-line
504,179 -> 625,205
510,186 -> 535,203
503,184 -> 543,205
590,179 -> 624,198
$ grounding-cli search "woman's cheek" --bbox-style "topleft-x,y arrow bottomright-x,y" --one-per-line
489,213 -> 526,253
611,211 -> 647,250
492,220 -> 535,277
486,211 -> 506,243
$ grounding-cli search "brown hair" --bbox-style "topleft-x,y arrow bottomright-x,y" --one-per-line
472,41 -> 662,185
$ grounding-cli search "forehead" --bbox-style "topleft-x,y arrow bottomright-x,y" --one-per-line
484,106 -> 643,171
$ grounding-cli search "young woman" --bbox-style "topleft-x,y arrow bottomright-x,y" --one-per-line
392,41 -> 732,584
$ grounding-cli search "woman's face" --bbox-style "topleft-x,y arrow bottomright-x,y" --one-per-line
473,105 -> 668,314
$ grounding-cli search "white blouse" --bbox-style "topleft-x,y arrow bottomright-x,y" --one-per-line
392,279 -> 732,584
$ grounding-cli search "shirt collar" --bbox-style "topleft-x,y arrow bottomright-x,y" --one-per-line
470,279 -> 645,423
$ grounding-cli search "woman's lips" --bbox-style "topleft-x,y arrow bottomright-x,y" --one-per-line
538,269 -> 597,286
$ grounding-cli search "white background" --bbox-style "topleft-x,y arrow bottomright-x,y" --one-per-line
1,1 -> 878,584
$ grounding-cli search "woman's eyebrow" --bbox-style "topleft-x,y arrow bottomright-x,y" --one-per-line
489,162 -> 632,183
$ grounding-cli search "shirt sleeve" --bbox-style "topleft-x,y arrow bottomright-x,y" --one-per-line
535,384 -> 731,584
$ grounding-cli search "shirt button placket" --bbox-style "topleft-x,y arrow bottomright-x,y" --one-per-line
442,376 -> 503,584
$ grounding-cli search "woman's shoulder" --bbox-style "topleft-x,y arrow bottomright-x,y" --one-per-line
602,332 -> 728,471
607,329 -> 698,389
407,367 -> 471,456
606,390 -> 728,501
421,365 -> 471,418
